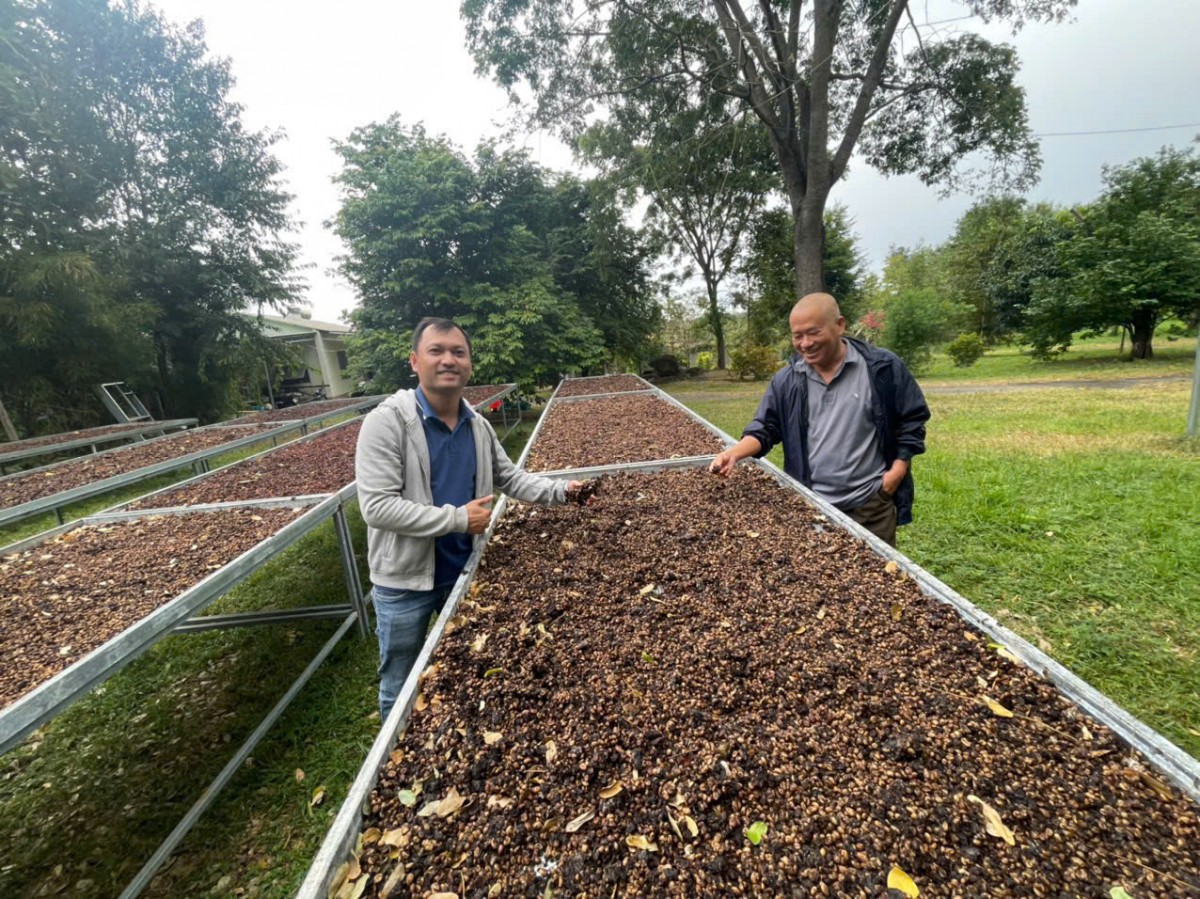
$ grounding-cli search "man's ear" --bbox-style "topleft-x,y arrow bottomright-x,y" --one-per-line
409,352 -> 418,372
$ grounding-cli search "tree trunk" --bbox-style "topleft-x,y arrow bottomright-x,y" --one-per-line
705,278 -> 727,369
1130,309 -> 1156,360
0,395 -> 19,442
791,180 -> 830,300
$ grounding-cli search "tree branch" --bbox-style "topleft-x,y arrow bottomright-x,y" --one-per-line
831,0 -> 909,181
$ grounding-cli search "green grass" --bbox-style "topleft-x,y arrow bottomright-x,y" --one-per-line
918,335 -> 1196,385
664,376 -> 1200,758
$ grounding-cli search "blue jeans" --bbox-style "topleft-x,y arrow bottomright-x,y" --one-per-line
373,584 -> 452,721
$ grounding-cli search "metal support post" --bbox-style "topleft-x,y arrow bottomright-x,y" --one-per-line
117,613 -> 357,899
1188,324 -> 1199,437
333,505 -> 369,638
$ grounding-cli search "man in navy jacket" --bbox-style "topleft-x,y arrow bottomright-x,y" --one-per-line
710,293 -> 929,545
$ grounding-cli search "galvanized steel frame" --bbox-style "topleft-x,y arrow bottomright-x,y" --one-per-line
0,422 -> 303,529
230,394 -> 388,433
0,491 -> 347,755
0,419 -> 199,472
298,376 -> 1200,897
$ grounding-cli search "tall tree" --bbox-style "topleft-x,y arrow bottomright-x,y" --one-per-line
941,195 -> 1027,340
742,203 -> 865,343
580,98 -> 776,368
1067,146 -> 1200,359
462,0 -> 1071,303
0,0 -> 301,429
333,119 -> 653,389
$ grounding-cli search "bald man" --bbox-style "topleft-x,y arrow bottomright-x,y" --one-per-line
710,293 -> 930,546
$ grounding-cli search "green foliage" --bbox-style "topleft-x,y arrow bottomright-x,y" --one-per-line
696,351 -> 715,370
945,332 -> 986,368
942,197 -> 1027,339
742,204 -> 866,343
580,108 -> 776,368
463,0 -> 1069,301
987,145 -> 1200,361
0,0 -> 300,430
333,119 -> 653,389
728,344 -> 781,380
880,289 -> 968,373
744,821 -> 769,845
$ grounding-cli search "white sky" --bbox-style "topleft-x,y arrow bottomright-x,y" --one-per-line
148,0 -> 1200,324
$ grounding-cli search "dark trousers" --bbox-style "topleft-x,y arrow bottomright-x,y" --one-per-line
846,487 -> 898,547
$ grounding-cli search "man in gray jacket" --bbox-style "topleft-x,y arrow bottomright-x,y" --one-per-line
356,317 -> 584,720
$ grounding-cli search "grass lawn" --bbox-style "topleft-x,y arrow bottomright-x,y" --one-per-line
664,351 -> 1200,760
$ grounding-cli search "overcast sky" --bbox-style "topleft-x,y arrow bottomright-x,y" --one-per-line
148,0 -> 1200,324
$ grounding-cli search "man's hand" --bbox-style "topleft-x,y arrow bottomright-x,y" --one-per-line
709,450 -> 738,477
565,480 -> 599,505
465,495 -> 494,534
709,436 -> 762,478
881,459 -> 910,496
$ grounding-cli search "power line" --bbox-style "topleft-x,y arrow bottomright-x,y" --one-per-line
1035,122 -> 1200,138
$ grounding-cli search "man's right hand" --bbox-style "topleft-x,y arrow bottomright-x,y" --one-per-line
465,495 -> 494,534
709,450 -> 738,477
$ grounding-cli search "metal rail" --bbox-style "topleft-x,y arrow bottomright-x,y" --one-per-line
0,419 -> 199,472
118,613 -> 359,899
0,492 -> 340,755
0,422 -> 303,530
297,376 -> 1200,897
470,383 -> 521,441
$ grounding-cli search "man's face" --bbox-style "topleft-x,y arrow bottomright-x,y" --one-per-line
789,305 -> 846,371
410,326 -> 472,394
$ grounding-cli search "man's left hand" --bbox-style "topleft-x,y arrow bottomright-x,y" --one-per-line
881,460 -> 909,496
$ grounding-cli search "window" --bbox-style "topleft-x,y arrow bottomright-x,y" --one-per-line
337,350 -> 350,373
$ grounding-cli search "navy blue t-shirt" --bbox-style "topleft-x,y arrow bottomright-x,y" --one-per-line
415,388 -> 477,587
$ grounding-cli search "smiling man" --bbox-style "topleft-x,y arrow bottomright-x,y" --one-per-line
709,293 -> 930,546
356,317 -> 585,720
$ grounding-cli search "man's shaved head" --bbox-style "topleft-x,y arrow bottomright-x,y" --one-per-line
790,292 -> 841,324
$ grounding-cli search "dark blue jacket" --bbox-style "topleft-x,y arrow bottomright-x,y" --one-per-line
743,337 -> 930,525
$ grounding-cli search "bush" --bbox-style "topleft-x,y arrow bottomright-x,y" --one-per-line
880,289 -> 968,373
647,354 -> 682,377
945,332 -> 986,367
729,344 -> 781,380
696,351 -> 715,370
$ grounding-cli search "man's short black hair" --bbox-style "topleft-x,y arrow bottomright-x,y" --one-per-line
412,317 -> 471,353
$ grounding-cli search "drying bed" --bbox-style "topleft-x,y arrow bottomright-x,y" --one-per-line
234,396 -> 381,425
0,423 -> 147,453
463,384 -> 516,409
0,506 -> 304,711
348,468 -> 1200,898
524,394 -> 723,472
555,375 -> 650,398
127,420 -> 362,510
0,424 -> 277,510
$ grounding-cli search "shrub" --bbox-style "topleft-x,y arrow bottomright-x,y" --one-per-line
729,344 -> 781,380
880,289 -> 968,373
647,354 -> 682,377
696,351 -> 715,370
945,332 -> 986,367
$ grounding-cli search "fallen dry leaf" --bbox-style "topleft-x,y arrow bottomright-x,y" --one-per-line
483,731 -> 503,745
599,781 -> 624,799
967,794 -> 1016,845
625,834 -> 658,852
565,809 -> 595,832
982,696 -> 1015,718
545,740 -> 558,764
887,865 -> 920,897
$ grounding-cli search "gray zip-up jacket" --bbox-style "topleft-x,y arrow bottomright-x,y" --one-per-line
355,389 -> 567,590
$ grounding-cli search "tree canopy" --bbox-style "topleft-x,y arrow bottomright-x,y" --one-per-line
332,118 -> 658,390
462,0 -> 1073,301
0,0 -> 301,432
